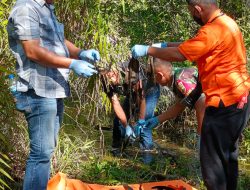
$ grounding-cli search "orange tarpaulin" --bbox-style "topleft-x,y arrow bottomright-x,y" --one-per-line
47,172 -> 197,190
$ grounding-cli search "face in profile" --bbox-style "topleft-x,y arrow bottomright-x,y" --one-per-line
188,4 -> 204,26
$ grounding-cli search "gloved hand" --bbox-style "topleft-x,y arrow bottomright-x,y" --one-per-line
78,49 -> 100,63
152,42 -> 168,48
125,125 -> 136,142
145,116 -> 159,130
69,59 -> 98,77
134,119 -> 146,137
131,45 -> 149,58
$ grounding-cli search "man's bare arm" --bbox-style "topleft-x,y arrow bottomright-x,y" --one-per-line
167,42 -> 182,47
111,94 -> 127,127
157,101 -> 186,123
148,47 -> 186,62
65,39 -> 81,59
21,39 -> 72,68
138,97 -> 146,119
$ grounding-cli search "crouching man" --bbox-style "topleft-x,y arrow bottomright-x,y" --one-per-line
135,59 -> 205,143
101,59 -> 160,158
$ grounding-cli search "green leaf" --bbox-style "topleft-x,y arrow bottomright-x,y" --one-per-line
0,168 -> 13,181
1,20 -> 8,27
0,178 -> 11,189
121,0 -> 125,13
0,133 -> 7,145
0,66 -> 10,73
0,154 -> 10,161
0,158 -> 10,169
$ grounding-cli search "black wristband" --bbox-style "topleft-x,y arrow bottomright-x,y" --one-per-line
180,81 -> 202,108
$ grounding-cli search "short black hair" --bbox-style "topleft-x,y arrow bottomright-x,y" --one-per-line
186,0 -> 217,5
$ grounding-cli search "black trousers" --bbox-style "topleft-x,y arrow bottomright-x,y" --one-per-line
200,96 -> 250,190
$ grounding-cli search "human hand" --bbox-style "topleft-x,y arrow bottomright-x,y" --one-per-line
134,119 -> 146,137
145,116 -> 159,130
125,125 -> 135,138
152,42 -> 168,48
124,125 -> 136,143
69,59 -> 97,77
78,49 -> 100,63
131,45 -> 149,58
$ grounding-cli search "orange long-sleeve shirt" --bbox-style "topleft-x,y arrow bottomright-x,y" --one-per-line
179,9 -> 249,107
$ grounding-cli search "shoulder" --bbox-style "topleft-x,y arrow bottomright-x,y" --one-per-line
181,67 -> 198,74
175,67 -> 198,80
9,0 -> 39,19
194,25 -> 216,41
174,67 -> 198,97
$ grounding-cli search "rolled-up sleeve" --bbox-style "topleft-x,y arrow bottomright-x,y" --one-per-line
178,28 -> 217,62
12,5 -> 39,40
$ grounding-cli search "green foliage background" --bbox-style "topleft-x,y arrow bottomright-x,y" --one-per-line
0,0 -> 250,189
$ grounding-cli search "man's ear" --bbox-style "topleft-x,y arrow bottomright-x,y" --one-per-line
194,5 -> 202,13
155,72 -> 164,80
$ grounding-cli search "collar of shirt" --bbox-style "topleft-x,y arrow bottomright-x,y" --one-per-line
33,0 -> 55,9
207,9 -> 222,23
48,4 -> 55,10
33,0 -> 46,7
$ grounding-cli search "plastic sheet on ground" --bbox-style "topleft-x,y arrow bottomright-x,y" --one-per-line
47,172 -> 197,190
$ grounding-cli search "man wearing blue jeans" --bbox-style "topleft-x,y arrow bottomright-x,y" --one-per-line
7,0 -> 100,189
112,84 -> 160,151
103,61 -> 160,157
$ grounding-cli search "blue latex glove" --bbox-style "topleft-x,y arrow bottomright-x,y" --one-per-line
69,59 -> 97,77
152,42 -> 168,48
145,116 -> 159,130
131,45 -> 149,58
137,119 -> 146,125
78,49 -> 100,63
125,125 -> 135,138
124,125 -> 136,143
134,119 -> 146,137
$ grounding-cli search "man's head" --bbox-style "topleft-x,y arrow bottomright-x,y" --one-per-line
46,0 -> 53,4
186,0 -> 218,26
153,58 -> 172,86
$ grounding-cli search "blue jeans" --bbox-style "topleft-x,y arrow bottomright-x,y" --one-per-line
14,90 -> 64,190
112,85 -> 160,150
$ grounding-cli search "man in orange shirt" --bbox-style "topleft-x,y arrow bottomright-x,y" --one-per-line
131,0 -> 250,189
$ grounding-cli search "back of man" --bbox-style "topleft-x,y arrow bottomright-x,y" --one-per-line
172,67 -> 198,99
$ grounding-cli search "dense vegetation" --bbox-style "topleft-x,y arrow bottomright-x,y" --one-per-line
0,0 -> 250,189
